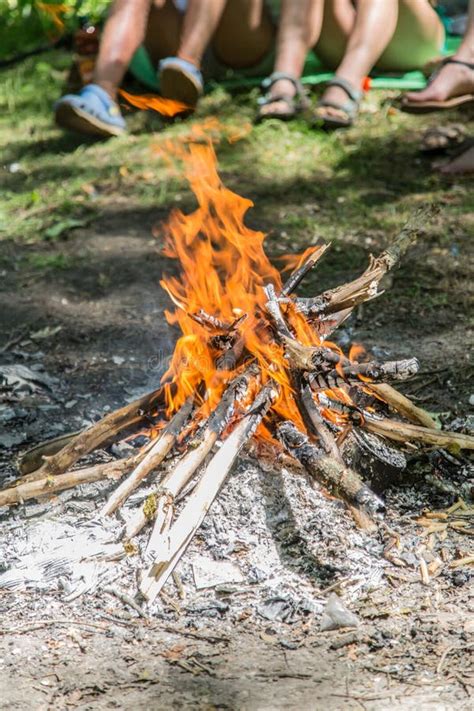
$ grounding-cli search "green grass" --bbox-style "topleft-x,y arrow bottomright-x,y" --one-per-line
0,49 -> 472,261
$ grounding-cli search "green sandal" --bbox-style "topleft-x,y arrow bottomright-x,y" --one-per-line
313,77 -> 362,129
256,72 -> 310,123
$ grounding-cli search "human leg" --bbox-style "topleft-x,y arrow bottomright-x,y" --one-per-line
55,0 -> 164,136
258,0 -> 324,119
316,0 -> 443,125
403,0 -> 474,109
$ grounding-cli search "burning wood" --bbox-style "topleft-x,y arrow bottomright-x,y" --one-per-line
3,143 -> 474,606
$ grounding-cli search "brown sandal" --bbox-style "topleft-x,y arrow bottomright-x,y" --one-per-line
401,58 -> 474,113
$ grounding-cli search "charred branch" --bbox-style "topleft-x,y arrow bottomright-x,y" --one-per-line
293,206 -> 435,318
277,421 -> 385,523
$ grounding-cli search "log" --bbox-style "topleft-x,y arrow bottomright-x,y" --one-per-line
0,458 -> 133,507
18,430 -> 82,476
99,397 -> 194,517
21,387 -> 163,482
294,206 -> 435,317
139,382 -> 278,602
277,421 -> 385,523
307,358 -> 419,390
341,429 -> 407,494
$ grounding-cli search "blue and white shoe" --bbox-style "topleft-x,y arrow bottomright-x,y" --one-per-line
54,83 -> 126,137
158,57 -> 203,108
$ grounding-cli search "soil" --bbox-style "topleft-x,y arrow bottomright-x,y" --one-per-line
0,209 -> 473,710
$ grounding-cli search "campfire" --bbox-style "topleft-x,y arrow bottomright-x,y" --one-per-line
2,142 -> 473,605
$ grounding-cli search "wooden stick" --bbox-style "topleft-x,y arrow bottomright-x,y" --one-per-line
307,358 -> 420,390
367,383 -> 437,429
0,458 -> 133,507
18,430 -> 82,476
277,421 -> 384,526
99,398 -> 194,517
125,366 -> 258,539
317,393 -> 474,450
22,387 -> 163,483
280,244 -> 330,297
299,383 -> 342,461
294,206 -> 435,317
363,416 -> 474,450
139,383 -> 277,602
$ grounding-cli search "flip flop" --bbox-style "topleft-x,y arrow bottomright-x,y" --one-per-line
54,83 -> 126,137
158,57 -> 203,107
313,77 -> 362,129
256,72 -> 310,122
401,58 -> 474,113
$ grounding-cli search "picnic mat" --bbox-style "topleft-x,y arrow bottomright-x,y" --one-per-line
129,35 -> 461,94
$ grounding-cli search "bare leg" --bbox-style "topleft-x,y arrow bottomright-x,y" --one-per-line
320,0 -> 399,116
93,0 -> 156,99
318,0 -> 443,121
259,0 -> 324,117
95,0 -> 229,100
405,0 -> 474,104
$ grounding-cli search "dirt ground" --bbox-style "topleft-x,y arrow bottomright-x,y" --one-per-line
1,204 -> 473,710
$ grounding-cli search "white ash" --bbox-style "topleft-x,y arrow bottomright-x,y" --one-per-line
0,456 -> 386,624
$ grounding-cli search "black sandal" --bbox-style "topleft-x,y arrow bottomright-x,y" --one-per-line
401,58 -> 474,113
313,77 -> 362,129
256,72 -> 310,122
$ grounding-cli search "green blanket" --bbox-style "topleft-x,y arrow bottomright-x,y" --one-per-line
129,35 -> 460,93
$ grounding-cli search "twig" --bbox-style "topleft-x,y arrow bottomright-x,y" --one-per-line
367,383 -> 437,429
103,585 -> 148,618
280,244 -> 330,297
22,387 -> 164,482
99,397 -> 193,517
139,383 -> 277,602
0,457 -> 133,507
437,643 -> 474,675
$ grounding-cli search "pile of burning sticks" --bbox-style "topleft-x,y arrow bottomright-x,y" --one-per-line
2,144 -> 473,604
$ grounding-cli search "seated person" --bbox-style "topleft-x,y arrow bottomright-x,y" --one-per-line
402,0 -> 473,112
55,0 -> 277,137
402,0 -> 474,175
258,0 -> 445,128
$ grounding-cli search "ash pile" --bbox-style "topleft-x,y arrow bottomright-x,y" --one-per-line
1,144 -> 473,630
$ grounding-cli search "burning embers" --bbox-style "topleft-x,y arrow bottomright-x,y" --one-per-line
2,143 -> 474,604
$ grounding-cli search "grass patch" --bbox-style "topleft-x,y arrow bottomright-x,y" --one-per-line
0,50 -> 472,306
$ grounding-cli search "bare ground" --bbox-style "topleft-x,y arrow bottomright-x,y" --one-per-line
0,202 -> 473,710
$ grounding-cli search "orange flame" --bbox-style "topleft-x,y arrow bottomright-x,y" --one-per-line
157,138 -> 374,440
119,89 -> 190,117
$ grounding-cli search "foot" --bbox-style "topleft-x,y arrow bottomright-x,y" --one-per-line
405,57 -> 474,105
438,145 -> 474,175
258,78 -> 298,118
313,77 -> 362,129
54,83 -> 126,137
319,83 -> 358,122
158,57 -> 203,108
